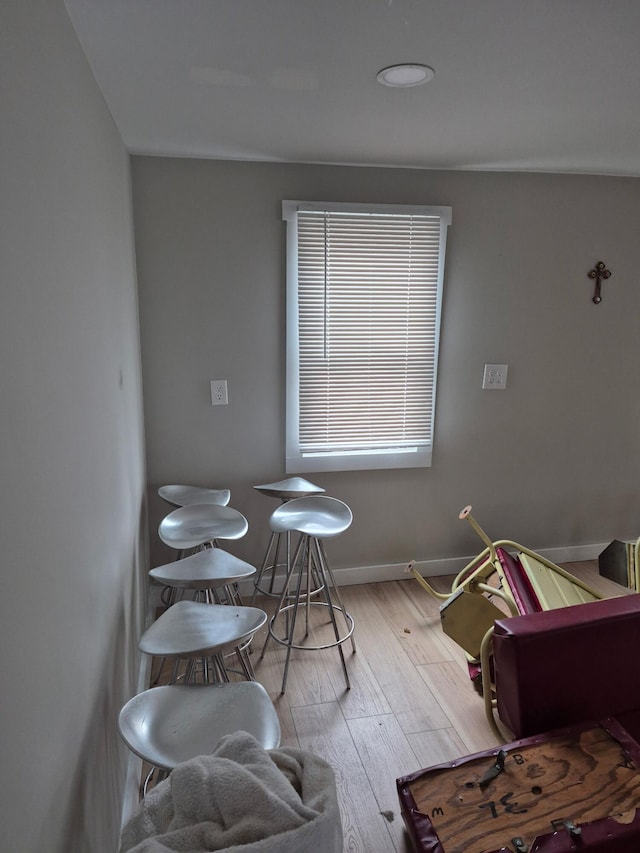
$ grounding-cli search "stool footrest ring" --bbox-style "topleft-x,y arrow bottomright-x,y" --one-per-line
268,601 -> 355,651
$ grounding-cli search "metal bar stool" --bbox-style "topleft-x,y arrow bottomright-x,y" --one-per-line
140,599 -> 267,684
150,548 -> 256,608
158,484 -> 231,508
251,477 -> 325,602
118,681 -> 280,793
259,495 -> 355,694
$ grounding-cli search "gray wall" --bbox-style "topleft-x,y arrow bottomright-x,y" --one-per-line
0,3 -> 147,851
133,157 -> 640,573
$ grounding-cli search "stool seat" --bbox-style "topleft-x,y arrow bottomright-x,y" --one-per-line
158,484 -> 231,507
159,503 -> 248,551
270,495 -> 352,537
150,549 -> 256,590
139,599 -> 266,659
253,477 -> 325,500
118,682 -> 281,771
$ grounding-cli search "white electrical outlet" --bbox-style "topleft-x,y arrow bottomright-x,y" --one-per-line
210,379 -> 228,405
482,364 -> 508,390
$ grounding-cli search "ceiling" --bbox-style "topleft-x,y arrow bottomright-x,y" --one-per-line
64,0 -> 640,176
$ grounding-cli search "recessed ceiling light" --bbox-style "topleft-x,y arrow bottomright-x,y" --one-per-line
376,63 -> 435,88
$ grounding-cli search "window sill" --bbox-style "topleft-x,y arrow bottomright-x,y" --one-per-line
285,447 -> 432,473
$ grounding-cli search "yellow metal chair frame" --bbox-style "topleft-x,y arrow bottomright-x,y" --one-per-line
409,505 -> 602,614
408,506 -> 605,739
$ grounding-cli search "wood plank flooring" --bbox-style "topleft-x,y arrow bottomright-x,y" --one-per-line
150,559 -> 628,852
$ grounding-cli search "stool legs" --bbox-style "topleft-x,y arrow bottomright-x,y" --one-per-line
261,532 -> 355,694
252,529 -> 325,606
250,530 -> 287,602
164,645 -> 254,685
314,538 -> 357,656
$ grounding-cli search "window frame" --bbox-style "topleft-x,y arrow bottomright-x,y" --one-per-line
283,199 -> 452,474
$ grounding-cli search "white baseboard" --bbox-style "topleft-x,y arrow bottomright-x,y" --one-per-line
530,542 -> 608,566
237,541 -> 608,595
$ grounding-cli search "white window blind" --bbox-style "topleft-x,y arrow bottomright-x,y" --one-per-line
283,200 -> 451,473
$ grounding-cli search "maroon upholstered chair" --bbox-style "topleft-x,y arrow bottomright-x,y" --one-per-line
490,593 -> 640,739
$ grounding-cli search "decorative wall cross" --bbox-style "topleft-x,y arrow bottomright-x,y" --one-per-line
588,261 -> 611,304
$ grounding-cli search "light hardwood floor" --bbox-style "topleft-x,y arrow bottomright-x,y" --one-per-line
248,560 -> 627,853
148,559 -> 626,852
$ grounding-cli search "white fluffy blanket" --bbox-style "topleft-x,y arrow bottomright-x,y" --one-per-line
119,731 -> 343,853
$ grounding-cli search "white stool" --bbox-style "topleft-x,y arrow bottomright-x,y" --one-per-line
158,484 -> 231,507
260,495 -> 355,694
251,477 -> 325,601
118,681 -> 280,792
140,599 -> 266,684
